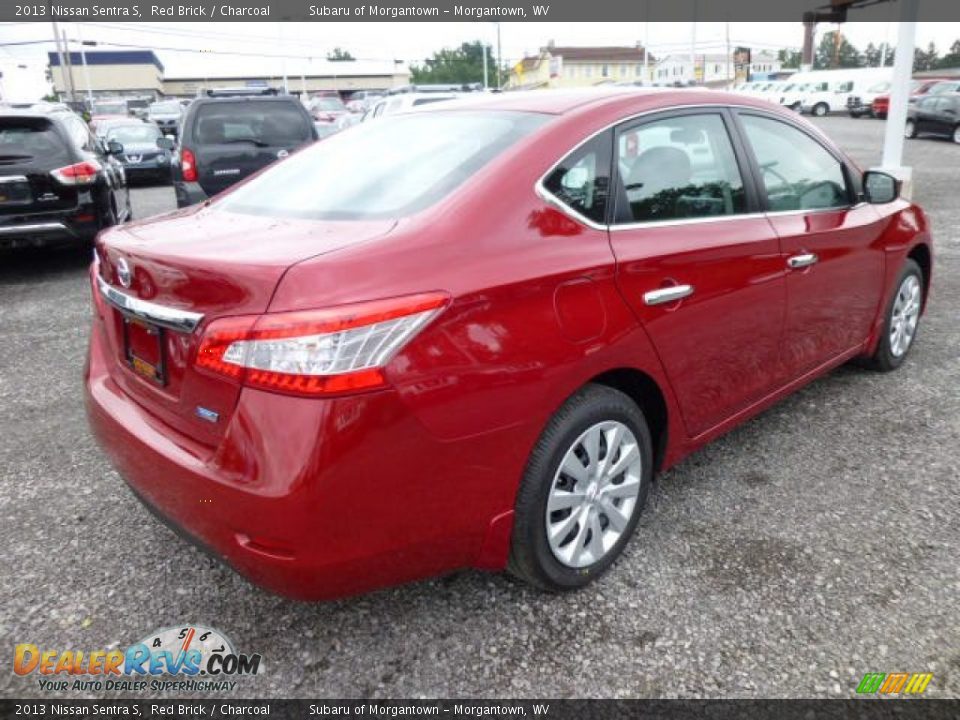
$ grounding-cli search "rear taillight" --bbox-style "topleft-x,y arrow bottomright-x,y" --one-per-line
195,292 -> 449,397
50,160 -> 101,185
180,147 -> 197,182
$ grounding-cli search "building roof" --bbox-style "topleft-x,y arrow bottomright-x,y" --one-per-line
546,46 -> 652,63
47,50 -> 163,72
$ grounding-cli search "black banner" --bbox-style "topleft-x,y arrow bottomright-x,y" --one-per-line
2,700 -> 960,719
5,0 -> 960,23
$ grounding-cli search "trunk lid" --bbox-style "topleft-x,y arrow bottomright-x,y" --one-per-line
0,116 -> 77,216
95,207 -> 396,445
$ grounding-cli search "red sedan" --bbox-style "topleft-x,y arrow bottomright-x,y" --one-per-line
85,90 -> 933,599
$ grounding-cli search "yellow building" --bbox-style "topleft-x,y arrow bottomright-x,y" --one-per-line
508,43 -> 653,90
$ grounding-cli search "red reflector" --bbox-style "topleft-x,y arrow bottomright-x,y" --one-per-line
73,213 -> 96,223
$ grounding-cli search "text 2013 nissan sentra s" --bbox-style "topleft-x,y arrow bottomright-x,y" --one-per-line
85,90 -> 932,600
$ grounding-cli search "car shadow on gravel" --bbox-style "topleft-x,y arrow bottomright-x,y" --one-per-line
0,244 -> 92,283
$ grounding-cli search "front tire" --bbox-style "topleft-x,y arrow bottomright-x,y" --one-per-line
953,125 -> 960,144
862,259 -> 924,372
904,119 -> 917,138
813,103 -> 829,117
508,384 -> 653,592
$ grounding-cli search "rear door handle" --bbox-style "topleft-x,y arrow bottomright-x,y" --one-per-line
643,284 -> 694,306
787,253 -> 818,269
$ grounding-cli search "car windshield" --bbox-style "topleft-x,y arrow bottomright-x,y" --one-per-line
311,97 -> 345,111
220,111 -> 548,221
782,84 -> 795,91
93,101 -> 127,115
928,82 -> 957,95
107,124 -> 162,144
150,102 -> 181,114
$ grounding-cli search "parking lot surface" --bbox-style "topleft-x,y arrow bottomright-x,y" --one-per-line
1,117 -> 957,699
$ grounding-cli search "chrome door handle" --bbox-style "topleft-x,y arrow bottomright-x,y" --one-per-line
643,284 -> 694,306
787,253 -> 818,269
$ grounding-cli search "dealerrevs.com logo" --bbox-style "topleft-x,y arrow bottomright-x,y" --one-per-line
14,625 -> 262,694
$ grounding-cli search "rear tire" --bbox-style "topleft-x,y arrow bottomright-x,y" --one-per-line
861,259 -> 924,373
508,384 -> 653,592
904,119 -> 917,139
953,125 -> 960,144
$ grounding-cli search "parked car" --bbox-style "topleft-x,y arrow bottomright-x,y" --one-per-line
904,92 -> 960,143
871,78 -> 945,119
171,91 -> 317,207
846,80 -> 891,118
147,100 -> 184,136
362,92 -> 460,121
88,98 -> 130,135
0,104 -> 129,249
86,89 -> 932,600
103,120 -> 173,184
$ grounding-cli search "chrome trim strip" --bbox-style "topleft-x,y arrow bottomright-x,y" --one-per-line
533,101 -> 853,233
0,175 -> 28,184
765,202 -> 866,218
0,222 -> 68,236
96,275 -> 204,333
644,284 -> 694,306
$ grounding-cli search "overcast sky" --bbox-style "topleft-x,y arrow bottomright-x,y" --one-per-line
1,20 -> 957,98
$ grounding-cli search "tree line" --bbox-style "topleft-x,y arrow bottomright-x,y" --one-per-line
778,32 -> 960,72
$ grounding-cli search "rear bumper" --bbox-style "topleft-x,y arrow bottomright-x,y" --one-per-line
174,181 -> 208,208
0,211 -> 99,249
84,313 -> 511,600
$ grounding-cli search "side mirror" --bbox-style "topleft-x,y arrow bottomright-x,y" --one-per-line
107,140 -> 124,155
863,170 -> 900,204
156,136 -> 175,151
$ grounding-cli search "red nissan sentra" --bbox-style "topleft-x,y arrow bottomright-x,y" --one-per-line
85,89 -> 932,599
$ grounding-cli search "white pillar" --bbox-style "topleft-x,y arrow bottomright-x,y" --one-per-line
881,0 -> 918,174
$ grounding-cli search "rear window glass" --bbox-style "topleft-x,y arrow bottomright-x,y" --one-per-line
194,102 -> 312,146
93,101 -> 127,115
150,102 -> 181,114
0,119 -> 69,164
219,111 -> 548,221
107,124 -> 162,144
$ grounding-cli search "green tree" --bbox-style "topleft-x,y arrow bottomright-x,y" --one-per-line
935,39 -> 960,69
913,42 -> 939,71
814,31 -> 863,69
327,47 -> 355,62
777,48 -> 802,68
410,41 -> 499,86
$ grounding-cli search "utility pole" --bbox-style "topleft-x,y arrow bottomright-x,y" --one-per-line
643,4 -> 650,84
61,30 -> 76,101
689,0 -> 697,85
76,24 -> 94,104
496,22 -> 502,90
725,21 -> 731,87
51,20 -> 69,100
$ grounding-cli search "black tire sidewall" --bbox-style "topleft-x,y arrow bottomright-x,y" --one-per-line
874,259 -> 923,371
510,386 -> 653,591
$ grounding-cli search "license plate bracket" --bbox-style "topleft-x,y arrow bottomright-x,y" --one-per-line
122,317 -> 167,386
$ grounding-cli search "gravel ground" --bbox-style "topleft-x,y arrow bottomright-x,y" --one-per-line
0,117 -> 957,700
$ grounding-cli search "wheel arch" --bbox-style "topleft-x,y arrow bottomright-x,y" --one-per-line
907,241 -> 932,312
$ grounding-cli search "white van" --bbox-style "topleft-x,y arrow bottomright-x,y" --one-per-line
800,69 -> 893,116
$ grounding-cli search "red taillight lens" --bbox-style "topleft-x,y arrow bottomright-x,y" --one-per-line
180,147 -> 197,182
50,160 -> 101,185
195,292 -> 449,397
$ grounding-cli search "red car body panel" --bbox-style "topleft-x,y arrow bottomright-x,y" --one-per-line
85,90 -> 933,599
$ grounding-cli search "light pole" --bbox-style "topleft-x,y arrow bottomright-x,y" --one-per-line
496,22 -> 502,90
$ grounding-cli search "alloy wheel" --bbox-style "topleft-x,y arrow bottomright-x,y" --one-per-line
889,274 -> 921,358
953,126 -> 960,144
545,421 -> 642,568
904,120 -> 916,138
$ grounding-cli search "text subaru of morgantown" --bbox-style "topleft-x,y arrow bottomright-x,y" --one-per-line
85,89 -> 932,599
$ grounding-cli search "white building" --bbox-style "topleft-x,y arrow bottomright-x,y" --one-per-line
652,49 -> 781,87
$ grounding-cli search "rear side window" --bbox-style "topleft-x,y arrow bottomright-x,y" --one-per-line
193,102 -> 312,146
740,114 -> 850,212
0,118 -> 70,165
614,114 -> 746,224
220,111 -> 548,220
542,130 -> 612,225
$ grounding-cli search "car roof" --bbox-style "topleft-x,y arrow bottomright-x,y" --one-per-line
429,88 -> 782,116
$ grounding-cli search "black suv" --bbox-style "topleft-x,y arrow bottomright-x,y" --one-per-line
905,92 -> 960,144
172,89 -> 317,208
0,103 -> 130,249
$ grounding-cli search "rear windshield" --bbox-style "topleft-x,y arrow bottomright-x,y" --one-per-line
194,101 -> 312,145
310,97 -> 345,111
93,101 -> 127,115
0,118 -> 69,164
219,110 -> 548,221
